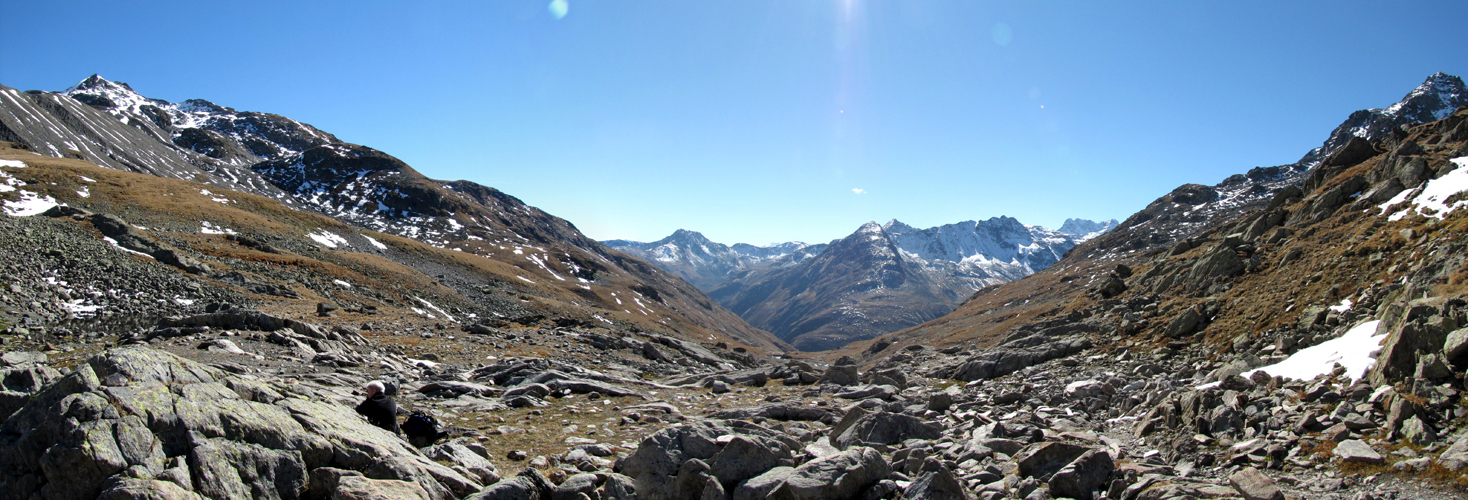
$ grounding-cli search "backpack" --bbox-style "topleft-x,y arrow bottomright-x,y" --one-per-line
403,411 -> 441,446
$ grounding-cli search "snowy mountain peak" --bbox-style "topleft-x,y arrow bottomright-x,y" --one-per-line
857,221 -> 884,234
1058,218 -> 1120,237
1383,72 -> 1466,121
65,74 -> 130,94
667,229 -> 713,245
63,75 -> 153,112
882,219 -> 918,234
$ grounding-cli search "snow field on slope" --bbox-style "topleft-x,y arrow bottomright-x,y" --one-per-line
1382,157 -> 1468,221
1243,320 -> 1385,383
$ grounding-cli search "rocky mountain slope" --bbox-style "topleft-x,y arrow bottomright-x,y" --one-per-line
0,76 -> 787,354
705,217 -> 1105,351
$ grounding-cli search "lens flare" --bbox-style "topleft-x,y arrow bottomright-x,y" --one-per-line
548,0 -> 569,20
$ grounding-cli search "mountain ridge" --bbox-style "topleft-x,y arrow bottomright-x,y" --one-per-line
0,75 -> 790,354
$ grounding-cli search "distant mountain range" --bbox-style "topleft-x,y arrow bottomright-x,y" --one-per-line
605,217 -> 1116,350
602,230 -> 827,290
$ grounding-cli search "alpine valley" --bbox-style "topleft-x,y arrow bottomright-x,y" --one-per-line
606,217 -> 1118,351
0,71 -> 1467,500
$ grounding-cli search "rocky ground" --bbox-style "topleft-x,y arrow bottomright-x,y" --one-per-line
6,292 -> 1468,499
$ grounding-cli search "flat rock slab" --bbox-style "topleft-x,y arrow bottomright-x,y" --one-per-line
1228,466 -> 1284,500
1332,439 -> 1383,464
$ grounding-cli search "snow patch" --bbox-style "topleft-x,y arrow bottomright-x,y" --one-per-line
200,221 -> 237,235
414,297 -> 457,323
1243,320 -> 1385,383
200,189 -> 231,204
64,299 -> 102,316
332,279 -> 352,288
363,235 -> 388,250
3,190 -> 59,216
306,230 -> 348,248
0,160 -> 28,168
1385,157 -> 1468,221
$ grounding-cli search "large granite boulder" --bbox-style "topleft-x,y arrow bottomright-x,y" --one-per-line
617,420 -> 798,500
0,347 -> 478,500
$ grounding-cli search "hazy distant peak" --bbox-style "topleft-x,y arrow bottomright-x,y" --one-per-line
1058,218 -> 1120,236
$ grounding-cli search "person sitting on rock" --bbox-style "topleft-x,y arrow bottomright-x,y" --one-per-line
355,380 -> 401,434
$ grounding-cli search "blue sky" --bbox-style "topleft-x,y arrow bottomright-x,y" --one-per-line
3,1 -> 1465,245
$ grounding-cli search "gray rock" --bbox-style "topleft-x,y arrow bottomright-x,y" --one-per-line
711,380 -> 732,394
1,350 -> 47,366
197,339 -> 249,355
1415,353 -> 1452,380
503,383 -> 551,399
1331,440 -> 1382,464
617,420 -> 795,500
466,468 -> 555,500
926,392 -> 953,413
707,436 -> 783,492
1185,245 -> 1244,292
419,381 -> 498,398
900,462 -> 971,500
334,474 -> 434,500
865,368 -> 908,390
1400,416 -> 1437,445
1370,299 -> 1451,386
708,404 -> 838,423
0,347 -> 478,500
1440,433 -> 1468,470
188,436 -> 308,500
1227,466 -> 1283,500
1162,308 -> 1201,338
762,447 -> 889,500
96,477 -> 207,500
732,467 -> 795,500
833,384 -> 897,401
423,441 -> 501,484
820,356 -> 860,386
552,473 -> 600,500
1014,442 -> 1087,482
833,411 -> 941,449
1047,450 -> 1113,500
1442,327 -> 1468,363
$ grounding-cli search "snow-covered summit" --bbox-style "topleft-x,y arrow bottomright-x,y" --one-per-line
604,230 -> 826,290
1299,72 -> 1467,168
1381,72 -> 1466,122
62,75 -> 337,166
1057,218 -> 1119,238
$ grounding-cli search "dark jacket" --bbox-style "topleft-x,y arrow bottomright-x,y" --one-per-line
356,393 -> 401,434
